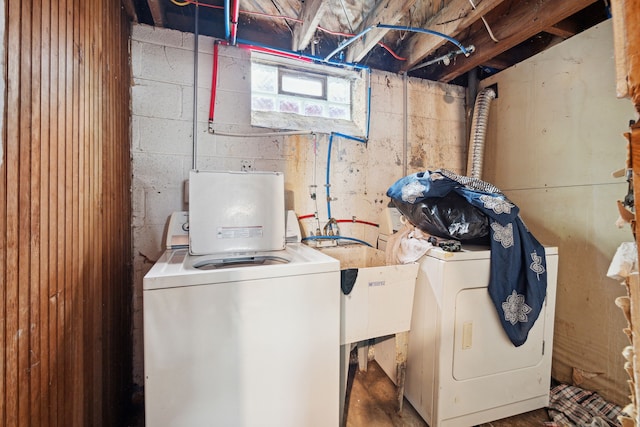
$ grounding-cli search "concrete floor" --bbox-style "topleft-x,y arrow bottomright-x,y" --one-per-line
345,359 -> 552,427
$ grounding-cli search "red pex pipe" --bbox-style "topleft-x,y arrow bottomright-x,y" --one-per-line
335,219 -> 379,227
230,0 -> 240,45
209,41 -> 219,124
211,41 -> 311,126
237,43 -> 313,62
297,214 -> 378,227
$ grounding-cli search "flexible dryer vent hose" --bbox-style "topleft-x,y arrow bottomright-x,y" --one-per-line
466,87 -> 497,179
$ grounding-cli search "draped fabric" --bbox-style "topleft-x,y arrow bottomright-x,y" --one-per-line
387,170 -> 548,346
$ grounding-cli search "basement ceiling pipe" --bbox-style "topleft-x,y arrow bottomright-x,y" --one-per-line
192,2 -> 199,170
466,87 -> 496,179
224,0 -> 230,40
324,24 -> 470,63
230,0 -> 239,45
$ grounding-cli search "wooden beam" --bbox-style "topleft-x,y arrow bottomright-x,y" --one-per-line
480,56 -> 511,70
346,0 -> 418,63
292,0 -> 328,51
544,18 -> 579,39
610,0 -> 629,98
147,0 -> 165,27
611,0 -> 640,107
431,0 -> 599,82
623,0 -> 640,111
399,0 -> 507,73
121,0 -> 138,23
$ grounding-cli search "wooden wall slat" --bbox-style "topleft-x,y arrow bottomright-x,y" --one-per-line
46,0 -> 58,423
38,0 -> 52,424
1,0 -> 133,425
55,0 -> 66,424
18,0 -> 32,423
29,0 -> 43,424
6,0 -> 22,424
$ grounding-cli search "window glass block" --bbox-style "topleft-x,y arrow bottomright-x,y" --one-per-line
251,63 -> 277,93
328,104 -> 350,120
278,99 -> 300,114
303,102 -> 324,117
328,77 -> 351,103
251,95 -> 276,111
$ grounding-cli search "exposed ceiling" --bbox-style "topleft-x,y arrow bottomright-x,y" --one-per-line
124,0 -> 610,85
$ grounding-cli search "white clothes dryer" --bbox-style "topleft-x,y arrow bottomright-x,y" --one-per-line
143,243 -> 340,427
376,209 -> 559,427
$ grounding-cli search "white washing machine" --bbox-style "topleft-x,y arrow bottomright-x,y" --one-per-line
143,171 -> 341,426
143,243 -> 340,427
376,208 -> 559,427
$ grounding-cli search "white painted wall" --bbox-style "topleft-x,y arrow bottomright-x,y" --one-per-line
481,20 -> 639,405
130,24 -> 468,386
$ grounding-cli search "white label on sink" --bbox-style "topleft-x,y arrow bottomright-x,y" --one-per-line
369,281 -> 385,287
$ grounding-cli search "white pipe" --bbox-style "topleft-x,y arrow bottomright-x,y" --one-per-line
210,129 -> 314,137
403,73 -> 408,177
466,87 -> 496,179
192,3 -> 199,170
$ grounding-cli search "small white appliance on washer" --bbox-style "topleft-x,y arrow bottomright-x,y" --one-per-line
143,171 -> 341,427
375,207 -> 559,427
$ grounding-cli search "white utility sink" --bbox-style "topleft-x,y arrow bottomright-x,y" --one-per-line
316,244 -> 419,345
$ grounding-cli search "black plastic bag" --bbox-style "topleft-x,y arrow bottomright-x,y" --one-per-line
392,192 -> 490,244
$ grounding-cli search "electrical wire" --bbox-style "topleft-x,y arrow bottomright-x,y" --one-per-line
468,0 -> 499,43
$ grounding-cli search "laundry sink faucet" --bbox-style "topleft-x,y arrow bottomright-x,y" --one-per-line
323,218 -> 340,236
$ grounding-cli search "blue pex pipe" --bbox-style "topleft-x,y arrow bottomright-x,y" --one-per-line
326,132 -> 367,220
302,235 -> 373,247
224,0 -> 230,40
324,24 -> 469,62
326,133 -> 334,220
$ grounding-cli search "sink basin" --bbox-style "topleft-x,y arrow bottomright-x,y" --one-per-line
315,244 -> 419,345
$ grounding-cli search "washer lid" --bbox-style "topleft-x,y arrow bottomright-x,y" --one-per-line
188,170 -> 286,256
143,243 -> 339,291
192,254 -> 290,270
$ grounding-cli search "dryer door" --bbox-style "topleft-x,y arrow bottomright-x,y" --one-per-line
452,287 -> 547,380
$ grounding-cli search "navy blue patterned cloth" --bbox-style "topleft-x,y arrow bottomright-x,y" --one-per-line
387,169 -> 548,346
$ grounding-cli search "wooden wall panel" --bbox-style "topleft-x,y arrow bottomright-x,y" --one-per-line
1,0 -> 133,426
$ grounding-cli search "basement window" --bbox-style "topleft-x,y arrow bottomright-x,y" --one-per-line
250,52 -> 367,136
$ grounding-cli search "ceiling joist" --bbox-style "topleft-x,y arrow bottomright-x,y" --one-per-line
292,0 -> 328,51
147,0 -> 166,27
345,0 -> 418,63
121,0 -> 138,22
399,0 -> 507,73
137,0 -> 608,85
430,0 -> 599,82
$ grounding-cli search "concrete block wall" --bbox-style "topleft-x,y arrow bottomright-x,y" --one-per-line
131,23 -> 467,386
